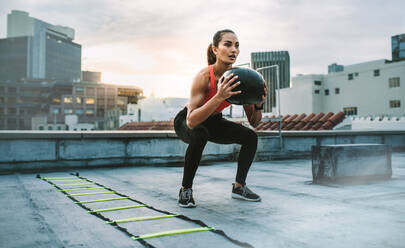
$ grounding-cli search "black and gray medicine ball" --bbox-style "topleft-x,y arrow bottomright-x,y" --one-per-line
223,67 -> 265,105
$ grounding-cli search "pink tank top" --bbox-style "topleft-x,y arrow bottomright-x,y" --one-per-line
203,65 -> 230,113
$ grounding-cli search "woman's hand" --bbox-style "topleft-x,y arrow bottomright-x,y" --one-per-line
215,73 -> 241,101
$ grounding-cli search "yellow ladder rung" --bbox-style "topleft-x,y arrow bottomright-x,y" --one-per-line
67,191 -> 116,197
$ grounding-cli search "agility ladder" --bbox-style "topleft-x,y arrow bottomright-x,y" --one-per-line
38,173 -> 253,248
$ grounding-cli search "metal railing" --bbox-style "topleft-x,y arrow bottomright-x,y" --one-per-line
236,63 -> 283,148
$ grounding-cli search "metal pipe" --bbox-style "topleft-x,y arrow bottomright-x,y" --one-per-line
256,65 -> 283,148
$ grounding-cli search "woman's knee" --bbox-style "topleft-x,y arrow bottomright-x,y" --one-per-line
189,126 -> 209,144
242,128 -> 258,146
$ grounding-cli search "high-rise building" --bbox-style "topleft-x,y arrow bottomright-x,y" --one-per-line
392,33 -> 405,62
0,36 -> 30,81
251,51 -> 290,112
0,11 -> 143,130
0,10 -> 81,81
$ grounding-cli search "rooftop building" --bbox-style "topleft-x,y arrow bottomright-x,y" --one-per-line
328,63 -> 344,74
279,34 -> 405,118
251,51 -> 290,113
279,59 -> 405,117
1,10 -> 81,82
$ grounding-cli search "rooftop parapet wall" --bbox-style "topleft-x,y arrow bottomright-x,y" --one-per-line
0,130 -> 404,173
350,116 -> 405,130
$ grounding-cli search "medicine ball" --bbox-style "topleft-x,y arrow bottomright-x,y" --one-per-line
223,67 -> 265,105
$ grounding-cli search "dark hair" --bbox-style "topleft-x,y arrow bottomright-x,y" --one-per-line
207,29 -> 235,65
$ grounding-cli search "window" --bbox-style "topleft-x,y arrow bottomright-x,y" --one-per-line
314,90 -> 320,94
64,109 -> 73,114
107,99 -> 115,107
8,97 -> 16,103
76,97 -> 82,104
0,97 -> 3,103
48,126 -> 53,130
335,88 -> 340,94
389,100 -> 401,108
57,126 -> 62,130
314,81 -> 322,86
75,87 -> 84,93
75,109 -> 83,115
19,119 -> 24,128
52,98 -> 61,103
117,97 -> 126,106
8,108 -> 16,114
325,89 -> 329,95
85,98 -> 95,105
8,87 -> 16,93
354,72 -> 359,77
374,69 -> 380,77
64,97 -> 73,103
389,77 -> 400,88
107,88 -> 115,97
86,109 -> 95,116
7,118 -> 16,127
39,126 -> 44,130
343,107 -> 358,116
52,108 -> 60,114
97,108 -> 105,117
97,88 -> 105,96
348,73 -> 353,80
0,108 -> 3,114
87,88 -> 95,95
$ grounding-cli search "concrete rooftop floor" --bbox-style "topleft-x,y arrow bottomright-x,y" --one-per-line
1,153 -> 405,248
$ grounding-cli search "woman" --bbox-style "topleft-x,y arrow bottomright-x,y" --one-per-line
174,29 -> 267,208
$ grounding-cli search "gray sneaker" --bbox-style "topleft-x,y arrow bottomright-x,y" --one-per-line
178,188 -> 196,208
232,184 -> 261,202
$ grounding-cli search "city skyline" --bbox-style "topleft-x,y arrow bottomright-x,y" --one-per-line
1,0 -> 404,98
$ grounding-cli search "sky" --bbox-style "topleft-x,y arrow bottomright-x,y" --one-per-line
1,0 -> 404,98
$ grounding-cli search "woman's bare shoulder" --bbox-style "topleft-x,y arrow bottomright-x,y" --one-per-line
191,66 -> 210,89
194,66 -> 210,81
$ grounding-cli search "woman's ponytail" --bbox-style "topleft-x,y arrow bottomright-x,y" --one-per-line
207,43 -> 216,65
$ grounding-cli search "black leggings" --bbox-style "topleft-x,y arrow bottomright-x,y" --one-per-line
174,107 -> 258,188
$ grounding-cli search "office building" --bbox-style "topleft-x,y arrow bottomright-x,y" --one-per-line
82,71 -> 102,83
0,73 -> 143,130
0,10 -> 81,81
48,80 -> 143,128
0,79 -> 70,130
392,33 -> 405,62
251,51 -> 290,112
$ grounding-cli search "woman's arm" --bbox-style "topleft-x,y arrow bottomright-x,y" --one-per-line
186,70 -> 240,129
243,83 -> 268,128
